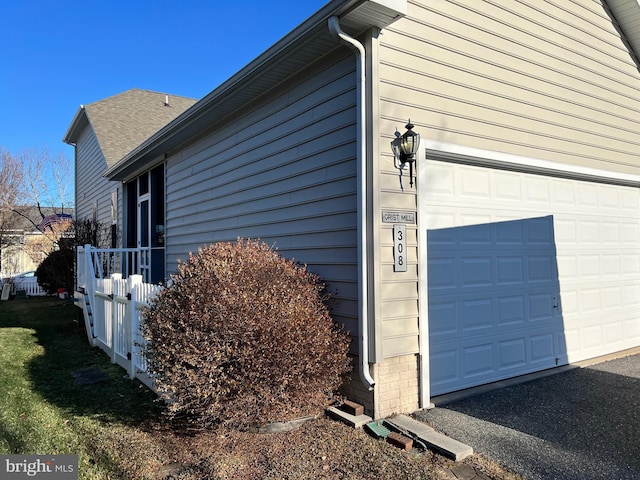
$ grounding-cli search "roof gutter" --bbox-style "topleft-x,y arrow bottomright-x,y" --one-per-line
328,15 -> 375,391
62,105 -> 87,145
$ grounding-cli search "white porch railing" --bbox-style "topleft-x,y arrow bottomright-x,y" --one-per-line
76,244 -> 148,290
76,245 -> 161,389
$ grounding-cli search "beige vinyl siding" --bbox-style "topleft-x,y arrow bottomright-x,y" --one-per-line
377,222 -> 420,358
375,0 -> 640,359
165,53 -> 360,335
379,0 -> 640,174
75,126 -> 121,235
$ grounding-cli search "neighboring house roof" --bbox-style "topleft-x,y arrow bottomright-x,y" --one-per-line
1,207 -> 74,234
104,0 -> 407,181
37,213 -> 73,233
63,88 -> 197,168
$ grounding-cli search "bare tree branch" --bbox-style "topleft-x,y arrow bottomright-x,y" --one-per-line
0,146 -> 74,275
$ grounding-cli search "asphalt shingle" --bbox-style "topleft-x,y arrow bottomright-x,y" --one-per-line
82,88 -> 197,167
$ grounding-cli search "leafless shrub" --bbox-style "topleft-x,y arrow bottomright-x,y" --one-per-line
142,238 -> 351,430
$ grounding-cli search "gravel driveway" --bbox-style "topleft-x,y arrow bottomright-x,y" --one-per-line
415,354 -> 640,480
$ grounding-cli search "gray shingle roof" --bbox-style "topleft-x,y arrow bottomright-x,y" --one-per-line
65,88 -> 197,168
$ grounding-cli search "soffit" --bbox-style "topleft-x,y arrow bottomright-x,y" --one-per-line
606,0 -> 640,63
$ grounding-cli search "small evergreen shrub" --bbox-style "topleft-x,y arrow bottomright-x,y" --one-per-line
142,238 -> 351,430
36,249 -> 74,294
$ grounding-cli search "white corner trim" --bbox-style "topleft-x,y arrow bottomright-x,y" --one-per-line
424,140 -> 640,187
415,139 -> 431,409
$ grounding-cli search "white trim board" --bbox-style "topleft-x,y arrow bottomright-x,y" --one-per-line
424,140 -> 640,188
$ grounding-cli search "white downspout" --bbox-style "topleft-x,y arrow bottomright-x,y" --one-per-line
328,16 -> 375,390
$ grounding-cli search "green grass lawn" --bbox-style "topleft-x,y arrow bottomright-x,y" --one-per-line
0,297 -> 162,479
0,297 -> 520,480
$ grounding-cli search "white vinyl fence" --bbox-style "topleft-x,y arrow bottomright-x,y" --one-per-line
9,278 -> 48,297
76,245 -> 162,389
92,274 -> 162,388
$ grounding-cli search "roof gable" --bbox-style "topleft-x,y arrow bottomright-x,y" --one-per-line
64,89 -> 197,167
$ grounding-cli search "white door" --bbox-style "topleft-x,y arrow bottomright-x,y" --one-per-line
137,196 -> 151,282
422,159 -> 640,396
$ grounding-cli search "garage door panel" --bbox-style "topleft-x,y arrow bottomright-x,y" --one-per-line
622,282 -> 640,305
555,219 -> 578,243
625,317 -> 640,341
497,257 -> 525,284
602,286 -> 621,308
496,220 -> 525,243
529,255 -> 555,282
528,217 -> 555,243
579,221 -> 600,244
621,189 -> 640,210
602,222 -> 621,243
602,254 -> 621,276
461,257 -> 492,286
460,298 -> 494,331
529,333 -> 556,363
581,288 -> 602,312
583,325 -> 604,350
497,295 -> 526,325
430,301 -> 457,335
430,348 -> 459,386
428,257 -> 457,290
605,321 -> 624,344
464,343 -> 494,377
430,296 -> 561,342
430,330 -> 561,394
623,254 -> 640,274
529,293 -> 555,321
424,160 -> 640,396
498,338 -> 527,369
623,225 -> 640,246
460,222 -> 492,243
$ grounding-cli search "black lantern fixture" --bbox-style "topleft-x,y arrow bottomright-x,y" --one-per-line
391,120 -> 421,188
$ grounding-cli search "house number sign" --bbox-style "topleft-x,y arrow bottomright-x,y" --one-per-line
393,224 -> 407,272
382,211 -> 415,224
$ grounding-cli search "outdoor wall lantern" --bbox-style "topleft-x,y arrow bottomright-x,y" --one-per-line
391,120 -> 420,188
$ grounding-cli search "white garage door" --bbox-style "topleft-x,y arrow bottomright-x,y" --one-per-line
422,159 -> 640,396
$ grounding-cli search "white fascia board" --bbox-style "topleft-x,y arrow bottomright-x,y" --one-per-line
424,140 -> 640,188
62,105 -> 87,145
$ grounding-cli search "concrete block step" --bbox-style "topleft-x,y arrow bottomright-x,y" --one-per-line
386,414 -> 472,461
419,429 -> 473,461
387,414 -> 434,437
326,406 -> 372,429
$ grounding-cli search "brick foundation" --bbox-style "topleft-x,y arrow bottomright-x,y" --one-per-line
339,354 -> 421,419
373,353 -> 420,419
338,357 -> 374,416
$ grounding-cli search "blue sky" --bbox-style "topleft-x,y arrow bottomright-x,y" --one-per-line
1,0 -> 328,158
